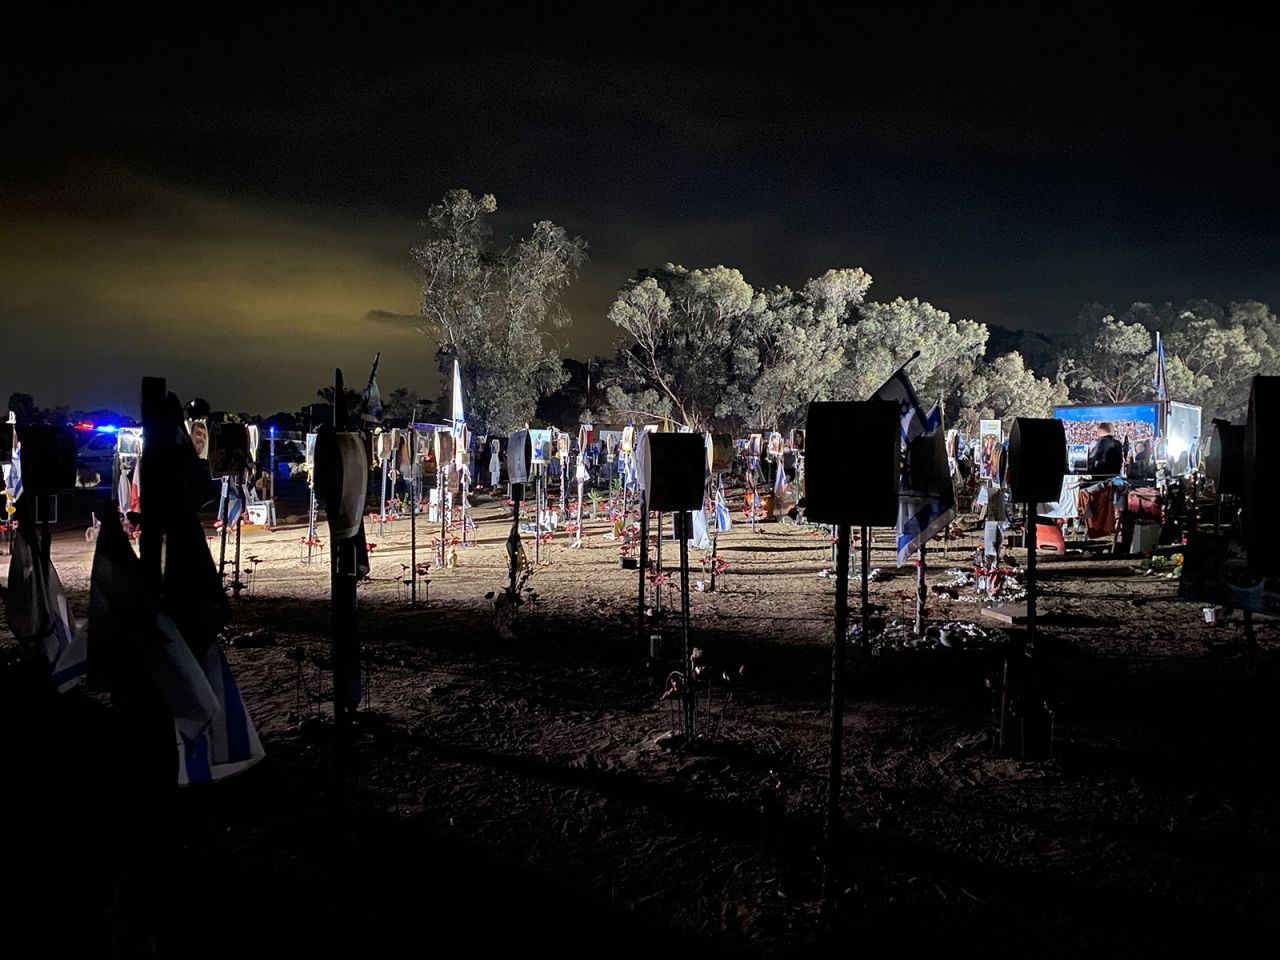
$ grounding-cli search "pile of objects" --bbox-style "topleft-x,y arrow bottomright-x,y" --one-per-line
865,618 -> 1008,654
818,566 -> 884,582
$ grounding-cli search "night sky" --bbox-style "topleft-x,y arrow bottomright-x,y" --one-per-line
2,12 -> 1275,416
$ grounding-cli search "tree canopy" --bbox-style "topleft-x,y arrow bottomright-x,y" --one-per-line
411,189 -> 586,435
605,265 -> 1003,433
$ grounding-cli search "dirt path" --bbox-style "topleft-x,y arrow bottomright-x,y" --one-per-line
2,497 -> 1277,956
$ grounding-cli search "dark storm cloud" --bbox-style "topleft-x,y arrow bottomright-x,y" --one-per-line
2,13 -> 1278,412
366,310 -> 422,326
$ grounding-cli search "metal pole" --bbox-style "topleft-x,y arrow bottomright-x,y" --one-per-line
679,511 -> 694,741
823,522 -> 852,906
380,456 -> 388,536
439,464 -> 447,567
656,510 -> 663,614
330,368 -> 358,744
455,468 -> 465,547
915,541 -> 927,636
38,494 -> 52,568
510,486 -> 522,595
710,475 -> 720,593
139,377 -> 166,592
268,434 -> 277,529
861,524 -> 871,652
409,426 -> 417,605
232,480 -> 243,598
1026,505 -> 1038,646
217,475 -> 230,580
637,490 -> 649,650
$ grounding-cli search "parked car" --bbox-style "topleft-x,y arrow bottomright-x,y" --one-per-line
76,431 -> 117,486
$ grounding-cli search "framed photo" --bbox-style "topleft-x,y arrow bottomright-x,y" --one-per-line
979,420 -> 1001,480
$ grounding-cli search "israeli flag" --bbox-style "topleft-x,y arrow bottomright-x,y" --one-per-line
870,368 -> 956,566
4,438 -> 23,503
714,486 -> 732,532
5,494 -> 85,692
362,376 -> 383,424
176,642 -> 265,786
1153,331 -> 1169,403
773,457 -> 790,499
451,358 -> 466,438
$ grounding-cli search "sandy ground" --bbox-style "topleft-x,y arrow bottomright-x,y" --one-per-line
2,489 -> 1278,957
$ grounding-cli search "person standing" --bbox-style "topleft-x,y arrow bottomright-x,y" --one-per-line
1087,421 -> 1123,475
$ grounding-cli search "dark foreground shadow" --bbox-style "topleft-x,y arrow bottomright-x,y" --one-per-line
0,663 -> 716,959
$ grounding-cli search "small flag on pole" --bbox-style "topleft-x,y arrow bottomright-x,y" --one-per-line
451,358 -> 465,437
714,485 -> 732,532
361,353 -> 383,423
1153,331 -> 1168,402
4,437 -> 23,504
869,366 -> 956,566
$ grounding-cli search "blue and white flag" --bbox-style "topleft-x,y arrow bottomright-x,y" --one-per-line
361,372 -> 383,424
714,485 -> 732,532
451,358 -> 466,438
5,495 -> 85,692
176,642 -> 265,786
1153,331 -> 1168,403
4,437 -> 23,503
773,457 -> 790,500
870,367 -> 956,566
